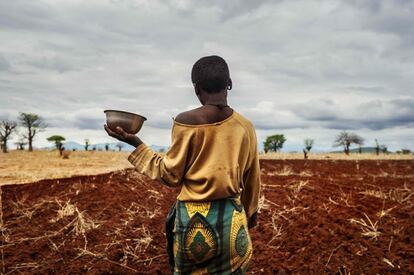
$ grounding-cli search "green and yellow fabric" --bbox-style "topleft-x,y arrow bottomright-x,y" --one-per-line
173,198 -> 252,274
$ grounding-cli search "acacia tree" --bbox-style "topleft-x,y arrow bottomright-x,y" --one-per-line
303,138 -> 314,159
380,144 -> 388,154
47,135 -> 66,155
84,139 -> 90,151
334,131 -> 364,155
375,139 -> 380,155
18,113 -> 46,152
263,134 -> 286,153
304,138 -> 314,152
0,120 -> 17,153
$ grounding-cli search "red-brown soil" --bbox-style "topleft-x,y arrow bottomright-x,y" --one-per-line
1,160 -> 413,274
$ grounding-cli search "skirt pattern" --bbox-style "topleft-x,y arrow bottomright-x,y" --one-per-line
173,198 -> 252,274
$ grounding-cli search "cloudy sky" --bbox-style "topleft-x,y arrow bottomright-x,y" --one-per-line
1,0 -> 413,152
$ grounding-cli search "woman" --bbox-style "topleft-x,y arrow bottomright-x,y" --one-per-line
105,56 -> 261,274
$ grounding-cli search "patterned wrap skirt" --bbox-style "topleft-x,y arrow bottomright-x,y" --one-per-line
172,197 -> 253,274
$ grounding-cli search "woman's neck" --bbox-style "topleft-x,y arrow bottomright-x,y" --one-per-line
201,91 -> 228,107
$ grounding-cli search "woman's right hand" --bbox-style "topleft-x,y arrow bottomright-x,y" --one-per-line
104,125 -> 143,147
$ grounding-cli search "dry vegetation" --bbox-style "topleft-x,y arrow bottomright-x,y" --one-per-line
0,170 -> 173,273
0,158 -> 413,273
256,159 -> 414,273
0,150 -> 131,185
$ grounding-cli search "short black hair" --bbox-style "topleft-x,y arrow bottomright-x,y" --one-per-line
191,55 -> 232,93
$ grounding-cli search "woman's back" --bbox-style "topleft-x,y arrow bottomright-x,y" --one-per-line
128,110 -> 260,219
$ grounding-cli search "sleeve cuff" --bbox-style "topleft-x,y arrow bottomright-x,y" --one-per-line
128,143 -> 149,171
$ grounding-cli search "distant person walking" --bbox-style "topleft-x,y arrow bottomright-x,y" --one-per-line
105,56 -> 261,274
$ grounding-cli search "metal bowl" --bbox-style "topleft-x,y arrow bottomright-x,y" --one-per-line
104,110 -> 147,134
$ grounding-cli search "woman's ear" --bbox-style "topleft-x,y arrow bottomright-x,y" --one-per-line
228,78 -> 232,90
193,83 -> 200,95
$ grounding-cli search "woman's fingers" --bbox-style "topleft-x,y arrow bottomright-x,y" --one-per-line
104,124 -> 112,135
104,124 -> 115,136
104,125 -> 123,140
115,126 -> 128,137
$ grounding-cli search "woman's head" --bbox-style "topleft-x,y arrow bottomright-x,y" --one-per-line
191,55 -> 232,94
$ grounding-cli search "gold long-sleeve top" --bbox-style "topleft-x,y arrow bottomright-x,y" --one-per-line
128,111 -> 261,218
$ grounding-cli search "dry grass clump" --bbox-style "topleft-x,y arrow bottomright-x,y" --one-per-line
3,199 -> 100,251
0,150 -> 131,185
287,180 -> 309,202
267,165 -> 293,176
123,225 -> 153,258
267,211 -> 283,248
263,196 -> 309,249
10,198 -> 36,220
258,194 -> 280,213
121,202 -> 161,227
266,166 -> 313,177
61,150 -> 71,159
349,213 -> 381,240
359,184 -> 414,204
10,196 -> 55,221
49,200 -> 99,236
51,200 -> 76,221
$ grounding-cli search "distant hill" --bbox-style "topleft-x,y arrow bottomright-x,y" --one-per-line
331,147 -> 386,153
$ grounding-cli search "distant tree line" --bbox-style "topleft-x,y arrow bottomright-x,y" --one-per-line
0,112 -> 46,153
0,112 -> 106,154
1,112 -> 411,156
263,130 -> 406,158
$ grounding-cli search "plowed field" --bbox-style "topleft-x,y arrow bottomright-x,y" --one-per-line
1,159 -> 413,274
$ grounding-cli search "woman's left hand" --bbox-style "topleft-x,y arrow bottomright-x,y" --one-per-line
248,212 -> 258,229
104,125 -> 143,147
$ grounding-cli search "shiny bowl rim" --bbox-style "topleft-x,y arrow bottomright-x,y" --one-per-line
104,110 -> 147,121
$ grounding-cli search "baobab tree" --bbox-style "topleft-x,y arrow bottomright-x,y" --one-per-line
0,120 -> 17,153
18,113 -> 46,151
334,131 -> 364,155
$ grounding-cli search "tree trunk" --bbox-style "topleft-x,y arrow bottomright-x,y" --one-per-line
28,137 -> 33,151
28,126 -> 33,152
1,141 -> 7,153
